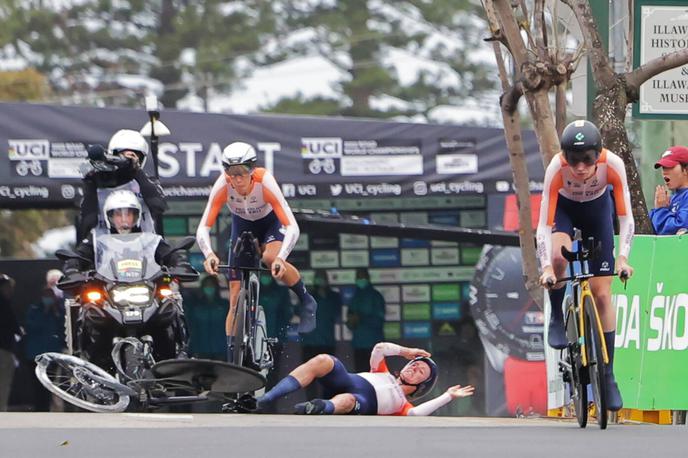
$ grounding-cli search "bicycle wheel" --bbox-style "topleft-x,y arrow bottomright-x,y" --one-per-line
583,295 -> 608,429
232,290 -> 248,367
564,306 -> 587,428
34,352 -> 131,413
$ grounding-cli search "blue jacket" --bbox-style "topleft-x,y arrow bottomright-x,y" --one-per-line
650,188 -> 688,235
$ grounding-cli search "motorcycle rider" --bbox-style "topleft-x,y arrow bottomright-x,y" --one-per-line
78,129 -> 167,238
62,190 -> 194,369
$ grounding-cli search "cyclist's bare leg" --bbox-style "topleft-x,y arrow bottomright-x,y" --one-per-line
263,240 -> 318,333
257,354 -> 335,408
289,354 -> 335,387
547,232 -> 572,349
262,241 -> 300,285
330,393 -> 356,414
589,276 -> 614,332
225,280 -> 241,335
550,232 -> 573,282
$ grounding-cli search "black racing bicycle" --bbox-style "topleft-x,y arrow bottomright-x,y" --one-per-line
219,231 -> 277,372
555,229 -> 627,429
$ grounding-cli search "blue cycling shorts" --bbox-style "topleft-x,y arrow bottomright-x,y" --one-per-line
317,356 -> 378,415
553,191 -> 615,275
227,212 -> 284,281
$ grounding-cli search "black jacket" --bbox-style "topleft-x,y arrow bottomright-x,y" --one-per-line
79,165 -> 167,238
0,294 -> 20,352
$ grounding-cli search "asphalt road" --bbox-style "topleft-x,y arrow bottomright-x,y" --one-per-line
0,413 -> 683,458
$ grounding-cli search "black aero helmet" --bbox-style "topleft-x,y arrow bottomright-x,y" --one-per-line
560,120 -> 602,166
402,356 -> 439,400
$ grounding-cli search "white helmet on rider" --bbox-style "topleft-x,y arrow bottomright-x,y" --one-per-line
108,129 -> 149,167
221,142 -> 257,175
103,190 -> 142,234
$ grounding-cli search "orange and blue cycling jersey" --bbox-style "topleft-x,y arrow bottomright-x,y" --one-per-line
196,168 -> 299,263
536,149 -> 634,269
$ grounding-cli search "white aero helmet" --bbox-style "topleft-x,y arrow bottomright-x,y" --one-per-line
108,129 -> 149,166
103,190 -> 142,234
221,142 -> 257,170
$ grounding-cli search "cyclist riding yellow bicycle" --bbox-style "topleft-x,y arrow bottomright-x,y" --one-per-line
536,120 -> 634,411
196,142 -> 318,363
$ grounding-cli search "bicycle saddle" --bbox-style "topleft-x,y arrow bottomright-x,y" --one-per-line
233,231 -> 261,267
561,237 -> 602,263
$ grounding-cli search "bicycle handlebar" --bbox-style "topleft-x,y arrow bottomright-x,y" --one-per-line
217,264 -> 272,273
555,271 -> 628,283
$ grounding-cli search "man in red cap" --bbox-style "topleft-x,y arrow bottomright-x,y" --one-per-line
651,145 -> 688,235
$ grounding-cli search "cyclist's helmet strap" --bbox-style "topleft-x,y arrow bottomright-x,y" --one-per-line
560,120 -> 602,163
400,356 -> 439,400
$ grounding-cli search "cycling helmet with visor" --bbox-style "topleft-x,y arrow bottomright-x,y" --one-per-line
103,190 -> 142,234
400,356 -> 438,400
222,142 -> 257,177
108,129 -> 149,167
560,120 -> 602,166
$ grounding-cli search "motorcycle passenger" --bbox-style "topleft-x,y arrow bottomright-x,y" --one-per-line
79,129 -> 167,238
196,142 -> 318,363
62,190 -> 194,369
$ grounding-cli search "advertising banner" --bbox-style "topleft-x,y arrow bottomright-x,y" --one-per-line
546,235 -> 688,410
614,234 -> 688,409
0,102 -> 544,208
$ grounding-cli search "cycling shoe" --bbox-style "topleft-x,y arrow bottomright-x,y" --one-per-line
605,375 -> 623,411
297,294 -> 318,333
547,318 -> 567,349
294,399 -> 329,415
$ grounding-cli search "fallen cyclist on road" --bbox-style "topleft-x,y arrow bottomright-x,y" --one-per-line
251,341 -> 474,415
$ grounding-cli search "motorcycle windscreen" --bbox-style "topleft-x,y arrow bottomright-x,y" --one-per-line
94,232 -> 163,283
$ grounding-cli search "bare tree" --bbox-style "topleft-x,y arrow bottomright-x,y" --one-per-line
482,0 -> 688,299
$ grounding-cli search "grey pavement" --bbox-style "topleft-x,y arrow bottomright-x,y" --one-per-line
0,413 -> 682,458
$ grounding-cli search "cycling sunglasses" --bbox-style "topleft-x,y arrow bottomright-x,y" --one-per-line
223,164 -> 252,177
566,150 -> 598,166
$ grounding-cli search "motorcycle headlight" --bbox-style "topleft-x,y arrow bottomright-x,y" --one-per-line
110,285 -> 152,307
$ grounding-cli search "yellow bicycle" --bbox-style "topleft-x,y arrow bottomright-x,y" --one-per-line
555,229 -> 627,429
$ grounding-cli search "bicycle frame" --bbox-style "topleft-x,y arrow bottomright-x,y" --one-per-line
568,276 -> 609,368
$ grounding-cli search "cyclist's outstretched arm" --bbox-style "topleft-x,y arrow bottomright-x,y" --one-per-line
406,385 -> 475,416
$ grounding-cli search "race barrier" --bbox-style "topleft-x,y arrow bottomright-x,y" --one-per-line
614,234 -> 687,411
546,234 -> 687,421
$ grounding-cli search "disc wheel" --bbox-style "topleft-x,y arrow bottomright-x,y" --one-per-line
565,306 -> 587,428
231,291 -> 248,367
35,352 -> 130,413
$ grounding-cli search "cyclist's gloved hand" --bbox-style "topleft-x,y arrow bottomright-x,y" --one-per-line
615,255 -> 633,280
203,253 -> 220,276
539,266 -> 557,289
272,257 -> 287,280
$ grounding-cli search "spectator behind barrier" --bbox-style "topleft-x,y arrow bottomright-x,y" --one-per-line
651,145 -> 688,235
346,268 -> 386,373
183,275 -> 227,361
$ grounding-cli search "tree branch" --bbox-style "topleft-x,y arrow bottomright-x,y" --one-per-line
562,0 -> 616,89
625,48 -> 688,99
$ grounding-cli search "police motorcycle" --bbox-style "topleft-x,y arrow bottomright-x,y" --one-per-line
35,196 -> 263,413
